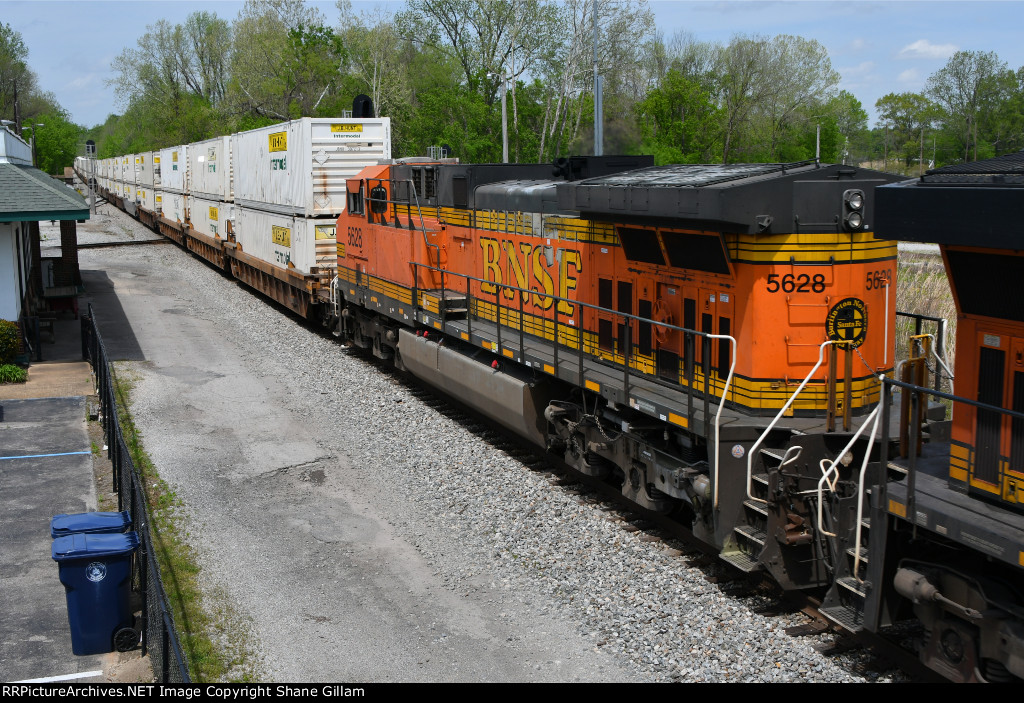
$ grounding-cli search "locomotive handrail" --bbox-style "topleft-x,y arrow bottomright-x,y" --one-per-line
852,396 -> 883,584
746,340 -> 845,507
895,311 -> 950,391
367,177 -> 446,292
913,333 -> 955,381
711,336 -> 737,510
409,263 -> 728,347
409,262 -> 738,489
815,390 -> 882,548
884,375 -> 1024,420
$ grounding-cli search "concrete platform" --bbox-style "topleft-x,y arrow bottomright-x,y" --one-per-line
0,395 -> 109,682
0,318 -> 93,402
0,314 -> 147,683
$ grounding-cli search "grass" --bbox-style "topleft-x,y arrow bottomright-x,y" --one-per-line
894,249 -> 957,389
112,366 -> 262,682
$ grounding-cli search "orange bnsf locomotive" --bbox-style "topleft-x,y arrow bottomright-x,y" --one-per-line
872,153 -> 1024,682
331,157 -> 906,593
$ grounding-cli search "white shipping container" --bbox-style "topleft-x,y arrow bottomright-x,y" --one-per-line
235,206 -> 337,276
122,154 -> 136,184
159,190 -> 186,222
158,145 -> 187,193
187,195 -> 233,239
234,117 -> 390,217
136,152 -> 155,187
187,136 -> 232,201
153,152 -> 161,185
137,186 -> 155,211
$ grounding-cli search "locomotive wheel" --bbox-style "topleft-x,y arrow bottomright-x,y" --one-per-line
114,626 -> 140,652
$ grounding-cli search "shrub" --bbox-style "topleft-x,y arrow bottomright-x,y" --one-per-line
0,364 -> 27,383
0,319 -> 19,364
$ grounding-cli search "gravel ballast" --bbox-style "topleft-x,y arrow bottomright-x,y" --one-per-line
79,210 -> 895,683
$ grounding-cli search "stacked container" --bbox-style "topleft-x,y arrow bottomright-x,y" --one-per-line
186,137 -> 233,240
135,152 -> 155,211
232,117 -> 390,276
157,145 -> 187,221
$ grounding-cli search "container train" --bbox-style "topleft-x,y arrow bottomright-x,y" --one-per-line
75,117 -> 1024,682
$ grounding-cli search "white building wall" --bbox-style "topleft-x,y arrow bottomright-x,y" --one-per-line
0,222 -> 26,321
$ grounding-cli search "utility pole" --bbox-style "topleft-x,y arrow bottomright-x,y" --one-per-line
86,139 -> 96,214
593,0 -> 603,156
501,70 -> 508,163
487,70 -> 510,163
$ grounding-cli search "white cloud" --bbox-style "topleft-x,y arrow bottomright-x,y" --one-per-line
898,68 -> 920,83
898,39 -> 958,59
839,61 -> 875,78
65,74 -> 101,91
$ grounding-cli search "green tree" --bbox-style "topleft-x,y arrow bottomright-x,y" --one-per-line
635,67 -> 720,164
229,0 -> 347,121
826,90 -> 869,163
984,65 -> 1024,156
30,108 -> 82,174
0,22 -> 37,132
109,12 -> 229,147
875,92 -> 938,173
926,50 -> 1006,162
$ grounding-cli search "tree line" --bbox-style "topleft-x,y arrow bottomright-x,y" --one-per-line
2,0 -> 1022,174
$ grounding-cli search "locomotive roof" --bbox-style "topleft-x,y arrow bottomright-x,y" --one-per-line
475,179 -> 562,214
557,161 -> 903,234
875,150 -> 1024,249
389,155 -> 653,211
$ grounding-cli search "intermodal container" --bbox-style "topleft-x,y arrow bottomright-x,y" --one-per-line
158,145 -> 187,193
187,136 -> 232,201
235,206 -> 337,276
234,117 -> 390,217
187,195 -> 233,239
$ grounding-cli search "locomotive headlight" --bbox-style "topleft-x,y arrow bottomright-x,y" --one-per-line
842,189 -> 866,231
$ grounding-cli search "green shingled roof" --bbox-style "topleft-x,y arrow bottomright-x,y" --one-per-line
0,162 -> 89,222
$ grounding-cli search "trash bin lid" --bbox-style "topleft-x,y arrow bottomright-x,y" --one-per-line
50,511 -> 132,538
52,532 -> 140,562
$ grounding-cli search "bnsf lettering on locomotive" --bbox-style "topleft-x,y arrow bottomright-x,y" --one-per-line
480,237 -> 574,314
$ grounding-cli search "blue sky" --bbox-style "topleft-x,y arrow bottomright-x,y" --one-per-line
4,0 -> 1023,128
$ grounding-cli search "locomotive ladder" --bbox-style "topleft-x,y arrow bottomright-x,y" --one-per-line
367,176 -> 468,320
818,336 -> 954,631
723,341 -> 866,581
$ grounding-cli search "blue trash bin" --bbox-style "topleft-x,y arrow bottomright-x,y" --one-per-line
52,532 -> 140,655
50,511 -> 131,538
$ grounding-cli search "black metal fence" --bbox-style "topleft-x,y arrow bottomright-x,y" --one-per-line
80,304 -> 191,683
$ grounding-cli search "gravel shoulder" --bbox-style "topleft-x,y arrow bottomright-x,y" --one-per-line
78,208 -> 878,683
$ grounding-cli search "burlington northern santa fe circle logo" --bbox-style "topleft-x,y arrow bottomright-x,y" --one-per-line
826,297 -> 867,348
